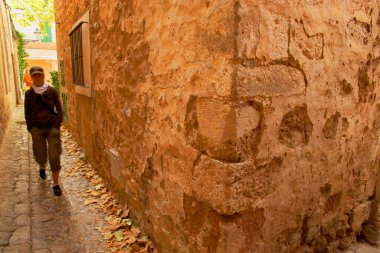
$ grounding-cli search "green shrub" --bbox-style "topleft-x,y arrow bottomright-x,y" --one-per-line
50,70 -> 59,94
16,31 -> 28,84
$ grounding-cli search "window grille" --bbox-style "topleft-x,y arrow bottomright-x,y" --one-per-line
70,25 -> 84,86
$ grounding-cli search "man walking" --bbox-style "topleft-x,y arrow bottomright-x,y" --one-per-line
24,66 -> 63,196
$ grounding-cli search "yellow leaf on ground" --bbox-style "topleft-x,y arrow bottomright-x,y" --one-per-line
84,198 -> 98,205
91,191 -> 102,197
131,227 -> 140,237
114,229 -> 124,241
122,218 -> 132,226
102,231 -> 113,240
115,209 -> 122,216
126,236 -> 136,244
95,184 -> 105,191
120,210 -> 130,218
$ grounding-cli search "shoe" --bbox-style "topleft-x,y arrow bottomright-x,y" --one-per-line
39,169 -> 46,180
53,185 -> 62,196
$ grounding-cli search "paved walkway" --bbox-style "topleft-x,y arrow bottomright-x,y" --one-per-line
0,106 -> 106,253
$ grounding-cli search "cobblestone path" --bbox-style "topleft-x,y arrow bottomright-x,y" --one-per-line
0,106 -> 107,253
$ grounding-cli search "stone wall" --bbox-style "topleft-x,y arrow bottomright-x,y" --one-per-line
0,1 -> 19,145
54,0 -> 380,252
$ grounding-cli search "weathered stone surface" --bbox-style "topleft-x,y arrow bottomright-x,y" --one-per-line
54,0 -> 380,252
263,12 -> 289,61
9,227 -> 30,245
344,243 -> 380,253
362,223 -> 380,246
0,0 -> 19,148
292,21 -> 324,60
0,232 -> 11,246
340,79 -> 354,95
192,155 -> 282,215
2,244 -> 31,253
195,97 -> 236,145
302,212 -> 323,245
185,97 -> 261,162
237,65 -> 306,98
238,0 -> 290,61
216,223 -> 246,253
15,215 -> 31,227
236,103 -> 261,138
323,112 -> 341,139
192,157 -> 253,215
347,18 -> 371,45
278,105 -> 313,148
34,249 -> 52,253
351,201 -> 371,233
237,1 -> 260,59
14,204 -> 29,215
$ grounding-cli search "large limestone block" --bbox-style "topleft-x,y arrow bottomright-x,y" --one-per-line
196,98 -> 236,144
237,1 -> 260,59
192,156 -> 253,215
192,156 -> 282,215
216,223 -> 247,253
237,0 -> 289,60
185,97 -> 261,162
261,12 -> 289,61
236,105 -> 261,138
236,65 -> 306,98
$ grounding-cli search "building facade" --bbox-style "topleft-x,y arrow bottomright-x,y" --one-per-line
11,18 -> 59,86
54,0 -> 380,252
0,0 -> 21,145
24,42 -> 58,84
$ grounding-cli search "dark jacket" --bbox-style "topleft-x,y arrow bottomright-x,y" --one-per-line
24,86 -> 63,132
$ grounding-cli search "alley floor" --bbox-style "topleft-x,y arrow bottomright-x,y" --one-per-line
1,106 -> 380,253
0,106 -> 152,253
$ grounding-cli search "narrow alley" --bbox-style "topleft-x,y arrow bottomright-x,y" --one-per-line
4,0 -> 380,252
0,106 -> 153,253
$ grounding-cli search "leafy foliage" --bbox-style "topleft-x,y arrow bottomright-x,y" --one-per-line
50,70 -> 59,94
10,0 -> 54,36
16,31 -> 29,83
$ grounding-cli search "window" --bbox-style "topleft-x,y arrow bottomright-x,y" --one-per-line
70,26 -> 84,86
69,11 -> 91,97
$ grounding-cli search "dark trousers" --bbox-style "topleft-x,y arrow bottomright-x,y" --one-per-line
30,127 -> 62,172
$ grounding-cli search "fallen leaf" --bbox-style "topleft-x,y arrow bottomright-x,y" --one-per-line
102,231 -> 113,240
131,227 -> 140,237
120,210 -> 130,218
91,191 -> 103,197
122,218 -> 132,226
114,229 -> 124,241
118,241 -> 128,250
126,236 -> 136,244
84,198 -> 98,205
95,184 -> 105,191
